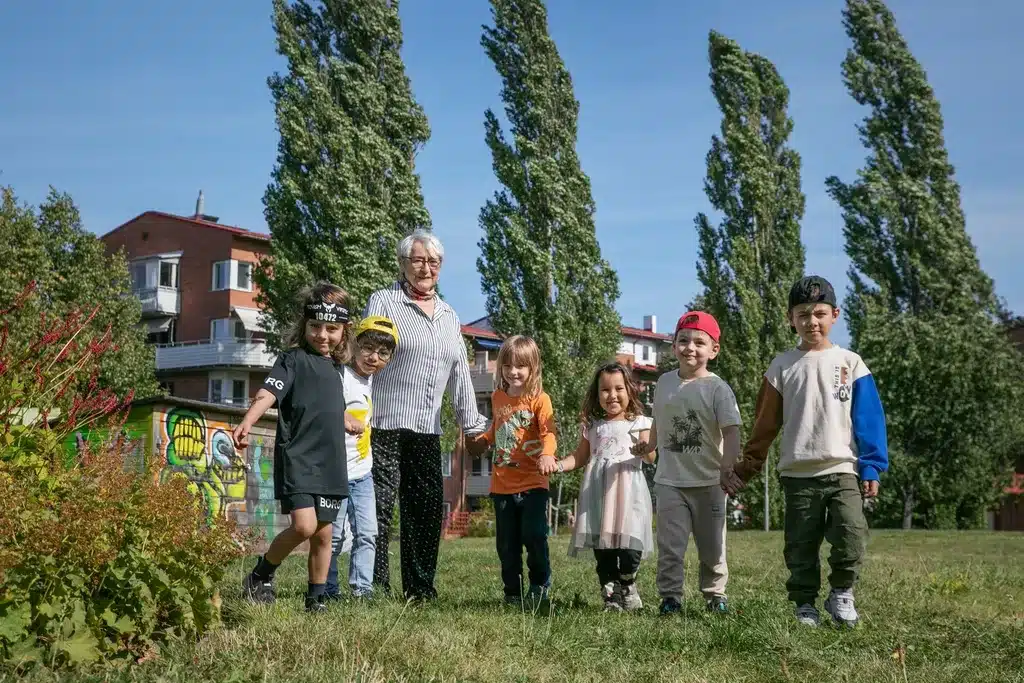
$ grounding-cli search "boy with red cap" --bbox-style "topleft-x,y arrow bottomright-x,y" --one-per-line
632,310 -> 741,615
722,276 -> 888,628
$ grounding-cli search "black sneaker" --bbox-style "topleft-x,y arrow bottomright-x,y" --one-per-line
659,597 -> 682,616
242,573 -> 275,604
305,594 -> 329,613
706,596 -> 728,614
504,594 -> 524,608
526,585 -> 551,616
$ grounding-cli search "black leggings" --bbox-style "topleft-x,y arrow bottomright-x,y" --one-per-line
371,429 -> 444,600
594,548 -> 642,586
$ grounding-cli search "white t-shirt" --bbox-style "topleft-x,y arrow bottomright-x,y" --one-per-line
766,345 -> 871,478
342,366 -> 373,481
653,371 -> 742,488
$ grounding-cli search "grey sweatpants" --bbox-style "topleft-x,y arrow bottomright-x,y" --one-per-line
655,483 -> 728,600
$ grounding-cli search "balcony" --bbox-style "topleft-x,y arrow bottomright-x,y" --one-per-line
134,286 -> 180,317
155,338 -> 276,371
471,369 -> 494,393
466,474 -> 491,497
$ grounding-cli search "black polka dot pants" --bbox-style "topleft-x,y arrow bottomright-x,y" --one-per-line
371,429 -> 444,600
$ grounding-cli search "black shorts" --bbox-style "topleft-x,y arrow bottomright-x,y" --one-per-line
280,493 -> 345,523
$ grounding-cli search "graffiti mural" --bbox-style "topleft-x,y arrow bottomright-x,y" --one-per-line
161,406 -> 252,523
244,434 -> 282,542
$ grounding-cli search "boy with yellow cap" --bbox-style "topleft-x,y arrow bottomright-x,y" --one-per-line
326,316 -> 399,601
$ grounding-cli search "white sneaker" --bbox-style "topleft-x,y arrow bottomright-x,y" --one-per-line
794,603 -> 820,627
620,583 -> 643,611
824,588 -> 859,627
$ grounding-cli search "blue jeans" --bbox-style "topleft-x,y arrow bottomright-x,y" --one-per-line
326,473 -> 378,597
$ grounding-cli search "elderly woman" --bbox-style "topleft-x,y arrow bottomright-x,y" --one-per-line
364,229 -> 487,601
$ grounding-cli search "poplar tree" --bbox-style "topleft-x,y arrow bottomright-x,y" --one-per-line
477,0 -> 622,454
827,0 -> 1022,527
258,0 -> 432,347
694,32 -> 807,529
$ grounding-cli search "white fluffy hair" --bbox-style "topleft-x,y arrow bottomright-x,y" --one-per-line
396,229 -> 445,265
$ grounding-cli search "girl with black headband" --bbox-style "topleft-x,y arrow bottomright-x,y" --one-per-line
232,281 -> 359,613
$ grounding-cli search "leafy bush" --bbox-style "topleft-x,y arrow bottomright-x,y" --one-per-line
0,282 -> 249,670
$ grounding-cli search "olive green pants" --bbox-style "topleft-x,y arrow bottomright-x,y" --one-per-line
782,474 -> 868,606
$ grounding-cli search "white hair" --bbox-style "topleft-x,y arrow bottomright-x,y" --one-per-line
397,229 -> 444,266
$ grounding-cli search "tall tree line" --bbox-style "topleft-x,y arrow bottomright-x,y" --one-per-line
476,0 -> 623,457
257,0 -> 433,347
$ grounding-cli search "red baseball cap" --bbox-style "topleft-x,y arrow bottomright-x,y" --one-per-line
675,311 -> 721,342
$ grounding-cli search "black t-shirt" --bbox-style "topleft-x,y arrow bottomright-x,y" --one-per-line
264,347 -> 348,499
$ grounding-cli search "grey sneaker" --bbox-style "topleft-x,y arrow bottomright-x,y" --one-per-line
824,588 -> 858,628
706,595 -> 728,614
794,603 -> 820,627
242,573 -> 275,604
620,584 -> 643,612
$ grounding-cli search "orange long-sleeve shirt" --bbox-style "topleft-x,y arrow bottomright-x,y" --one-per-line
478,389 -> 557,495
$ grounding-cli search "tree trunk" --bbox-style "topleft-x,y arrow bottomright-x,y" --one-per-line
901,485 -> 915,530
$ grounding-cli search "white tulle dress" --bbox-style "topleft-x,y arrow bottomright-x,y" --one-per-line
569,416 -> 654,557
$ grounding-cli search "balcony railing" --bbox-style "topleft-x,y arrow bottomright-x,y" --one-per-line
466,474 -> 491,497
155,338 -> 276,371
134,286 -> 180,317
471,369 -> 494,393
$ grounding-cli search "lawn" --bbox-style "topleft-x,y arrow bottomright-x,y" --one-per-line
13,531 -> 1024,683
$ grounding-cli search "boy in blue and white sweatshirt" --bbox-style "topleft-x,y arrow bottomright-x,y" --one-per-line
722,275 -> 888,628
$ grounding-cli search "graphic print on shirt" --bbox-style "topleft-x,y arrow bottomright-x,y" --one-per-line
347,395 -> 372,460
832,364 -> 852,403
493,409 -> 536,467
667,408 -> 704,452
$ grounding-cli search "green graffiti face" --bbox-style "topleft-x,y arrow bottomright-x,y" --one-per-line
165,408 -> 207,470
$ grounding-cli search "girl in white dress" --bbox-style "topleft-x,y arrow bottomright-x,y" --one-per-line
555,361 -> 655,611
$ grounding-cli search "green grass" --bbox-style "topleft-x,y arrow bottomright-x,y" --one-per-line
12,531 -> 1024,682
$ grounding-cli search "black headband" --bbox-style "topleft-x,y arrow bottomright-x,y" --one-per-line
305,300 -> 350,323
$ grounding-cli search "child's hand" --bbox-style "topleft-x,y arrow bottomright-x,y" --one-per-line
720,468 -> 744,496
861,479 -> 879,498
537,455 -> 558,475
465,433 -> 490,459
344,413 -> 365,435
630,441 -> 653,457
232,422 -> 251,449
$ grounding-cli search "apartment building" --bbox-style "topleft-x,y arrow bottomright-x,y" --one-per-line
101,196 -> 274,405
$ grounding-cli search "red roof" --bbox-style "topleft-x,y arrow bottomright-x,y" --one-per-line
461,324 -> 501,340
103,211 -> 271,242
621,326 -> 672,342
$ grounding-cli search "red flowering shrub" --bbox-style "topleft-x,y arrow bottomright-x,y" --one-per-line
0,282 -> 249,669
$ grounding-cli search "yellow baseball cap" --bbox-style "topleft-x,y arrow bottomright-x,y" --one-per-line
354,315 -> 399,345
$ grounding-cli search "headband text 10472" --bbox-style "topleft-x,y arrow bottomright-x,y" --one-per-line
305,300 -> 350,324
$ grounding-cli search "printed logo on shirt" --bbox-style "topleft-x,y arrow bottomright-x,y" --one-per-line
493,409 -> 540,467
318,496 -> 343,510
832,364 -> 851,403
667,409 -> 704,452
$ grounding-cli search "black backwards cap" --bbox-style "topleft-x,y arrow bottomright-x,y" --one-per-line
788,276 -> 837,311
305,299 -> 350,323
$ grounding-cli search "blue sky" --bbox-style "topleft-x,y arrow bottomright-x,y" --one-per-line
2,1 -> 1022,345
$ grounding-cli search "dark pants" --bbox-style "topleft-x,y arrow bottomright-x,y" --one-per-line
493,489 -> 551,597
372,429 -> 444,600
782,473 -> 868,605
594,548 -> 642,586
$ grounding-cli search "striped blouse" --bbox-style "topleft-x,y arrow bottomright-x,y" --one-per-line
363,282 -> 487,436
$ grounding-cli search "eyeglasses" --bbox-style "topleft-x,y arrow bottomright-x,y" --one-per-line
405,257 -> 441,270
358,345 -> 393,362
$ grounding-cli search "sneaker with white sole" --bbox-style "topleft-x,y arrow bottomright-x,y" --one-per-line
794,603 -> 820,627
602,582 -> 623,612
620,583 -> 643,612
824,588 -> 858,628
242,573 -> 275,605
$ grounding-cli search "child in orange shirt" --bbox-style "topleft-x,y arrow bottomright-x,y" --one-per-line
467,335 -> 557,610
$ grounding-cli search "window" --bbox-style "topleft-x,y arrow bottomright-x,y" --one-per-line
476,397 -> 493,418
159,261 -> 177,288
131,263 -> 147,290
443,502 -> 451,522
642,345 -> 650,362
441,453 -> 452,477
236,262 -> 253,291
471,458 -> 490,477
212,261 -> 230,290
474,350 -> 488,371
209,374 -> 248,405
211,318 -> 231,341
